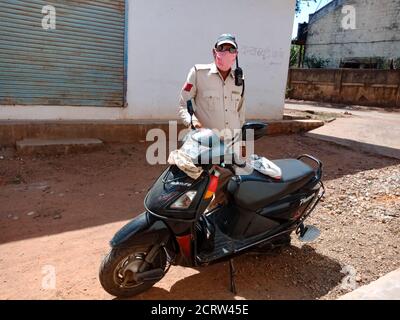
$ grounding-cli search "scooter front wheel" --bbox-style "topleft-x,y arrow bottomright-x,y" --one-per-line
99,244 -> 168,298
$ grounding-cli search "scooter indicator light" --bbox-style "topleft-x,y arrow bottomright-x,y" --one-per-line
204,173 -> 219,199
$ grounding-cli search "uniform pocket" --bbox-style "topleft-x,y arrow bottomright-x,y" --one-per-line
231,93 -> 241,112
202,90 -> 220,111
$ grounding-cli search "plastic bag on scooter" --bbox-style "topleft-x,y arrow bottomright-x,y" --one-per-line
247,154 -> 282,179
168,129 -> 226,179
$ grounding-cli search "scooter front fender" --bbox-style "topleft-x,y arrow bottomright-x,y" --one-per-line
110,212 -> 172,249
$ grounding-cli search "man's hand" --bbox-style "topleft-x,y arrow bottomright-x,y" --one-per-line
194,122 -> 203,129
241,145 -> 247,158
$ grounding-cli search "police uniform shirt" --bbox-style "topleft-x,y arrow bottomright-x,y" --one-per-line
178,62 -> 245,140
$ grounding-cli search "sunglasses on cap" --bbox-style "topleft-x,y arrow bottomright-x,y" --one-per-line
215,45 -> 238,54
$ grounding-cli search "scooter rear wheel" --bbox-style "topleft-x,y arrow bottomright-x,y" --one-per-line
99,244 -> 167,298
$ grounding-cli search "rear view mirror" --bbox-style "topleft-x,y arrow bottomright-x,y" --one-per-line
241,121 -> 268,141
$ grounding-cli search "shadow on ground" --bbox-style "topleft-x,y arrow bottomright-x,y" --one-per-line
117,245 -> 343,300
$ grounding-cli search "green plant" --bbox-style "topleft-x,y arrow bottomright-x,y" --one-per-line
373,57 -> 400,69
392,58 -> 400,69
295,0 -> 317,15
290,45 -> 301,67
304,55 -> 330,68
375,57 -> 388,69
285,86 -> 294,98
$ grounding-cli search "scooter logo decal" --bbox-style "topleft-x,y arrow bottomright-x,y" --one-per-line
158,193 -> 179,202
169,181 -> 192,187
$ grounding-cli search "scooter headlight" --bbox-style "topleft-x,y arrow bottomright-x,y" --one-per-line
170,191 -> 197,209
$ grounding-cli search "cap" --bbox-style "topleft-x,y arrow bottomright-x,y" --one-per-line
215,33 -> 238,49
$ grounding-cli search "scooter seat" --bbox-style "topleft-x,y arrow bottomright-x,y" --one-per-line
227,159 -> 315,211
274,159 -> 314,183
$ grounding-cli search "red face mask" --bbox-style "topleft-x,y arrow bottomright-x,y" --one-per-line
215,51 -> 237,72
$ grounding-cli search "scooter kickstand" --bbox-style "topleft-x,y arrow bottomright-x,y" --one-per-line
229,259 -> 237,295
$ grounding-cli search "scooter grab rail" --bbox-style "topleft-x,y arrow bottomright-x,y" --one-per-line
297,154 -> 323,180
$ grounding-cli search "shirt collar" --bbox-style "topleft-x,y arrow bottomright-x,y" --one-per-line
210,62 -> 235,79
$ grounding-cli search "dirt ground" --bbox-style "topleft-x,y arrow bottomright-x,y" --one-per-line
0,134 -> 399,300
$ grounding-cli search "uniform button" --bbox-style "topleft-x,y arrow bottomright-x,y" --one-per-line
225,109 -> 228,112
224,96 -> 227,99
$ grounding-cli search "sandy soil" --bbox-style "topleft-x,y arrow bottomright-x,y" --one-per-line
0,134 -> 399,300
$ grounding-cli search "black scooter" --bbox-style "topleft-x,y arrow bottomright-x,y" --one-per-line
99,122 -> 325,298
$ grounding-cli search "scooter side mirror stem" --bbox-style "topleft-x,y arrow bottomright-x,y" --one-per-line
187,100 -> 195,130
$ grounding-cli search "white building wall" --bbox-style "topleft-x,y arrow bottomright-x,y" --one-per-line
305,0 -> 400,68
0,0 -> 296,121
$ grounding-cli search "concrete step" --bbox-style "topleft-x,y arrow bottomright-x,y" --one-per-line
0,120 -> 325,146
16,138 -> 104,155
338,268 -> 400,300
306,131 -> 400,160
283,114 -> 311,120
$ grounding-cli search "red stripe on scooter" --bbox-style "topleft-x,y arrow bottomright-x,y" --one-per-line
208,174 -> 219,193
176,235 -> 192,258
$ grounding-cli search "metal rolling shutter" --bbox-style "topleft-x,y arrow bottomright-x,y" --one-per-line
0,0 -> 126,107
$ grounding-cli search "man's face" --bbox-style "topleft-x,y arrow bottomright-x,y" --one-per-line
213,43 -> 238,72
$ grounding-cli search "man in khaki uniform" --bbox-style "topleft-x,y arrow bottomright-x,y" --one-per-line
178,34 -> 245,208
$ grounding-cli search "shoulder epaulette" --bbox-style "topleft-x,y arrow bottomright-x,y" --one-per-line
194,63 -> 213,70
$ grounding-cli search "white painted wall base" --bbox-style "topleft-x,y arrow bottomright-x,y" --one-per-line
0,105 -> 130,121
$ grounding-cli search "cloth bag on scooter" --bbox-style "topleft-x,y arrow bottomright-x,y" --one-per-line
167,149 -> 204,180
167,130 -> 211,180
247,154 -> 282,180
